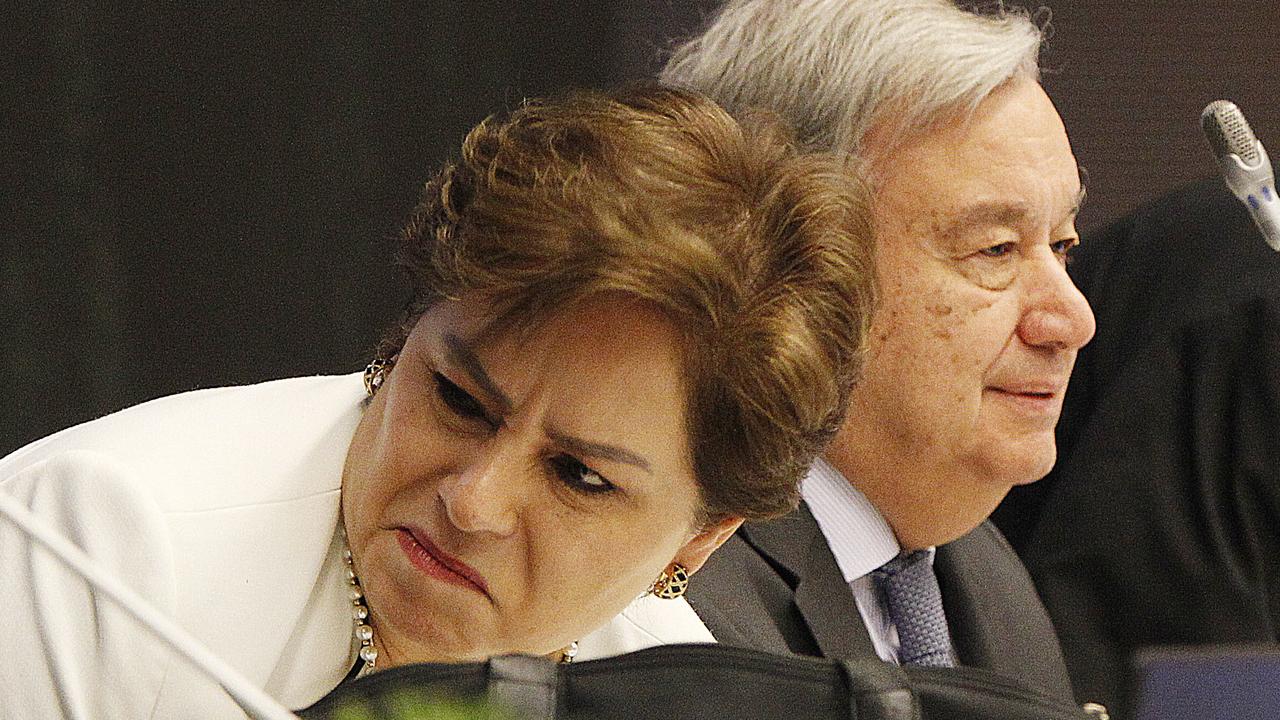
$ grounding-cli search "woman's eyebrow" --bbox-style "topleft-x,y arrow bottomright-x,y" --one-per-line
443,332 -> 513,414
442,332 -> 655,474
546,429 -> 654,474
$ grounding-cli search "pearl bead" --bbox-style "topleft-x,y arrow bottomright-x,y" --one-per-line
344,531 -> 378,673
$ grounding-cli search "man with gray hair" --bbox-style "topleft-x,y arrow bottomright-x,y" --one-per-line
662,0 -> 1092,702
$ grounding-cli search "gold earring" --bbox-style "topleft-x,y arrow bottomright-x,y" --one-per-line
363,356 -> 396,396
649,563 -> 689,600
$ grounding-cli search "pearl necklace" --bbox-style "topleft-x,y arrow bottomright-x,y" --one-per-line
342,543 -> 578,675
343,547 -> 378,676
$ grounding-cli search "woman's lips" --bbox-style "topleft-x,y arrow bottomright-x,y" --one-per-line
396,527 -> 489,597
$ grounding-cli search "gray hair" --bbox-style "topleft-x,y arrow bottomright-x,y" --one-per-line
661,0 -> 1044,177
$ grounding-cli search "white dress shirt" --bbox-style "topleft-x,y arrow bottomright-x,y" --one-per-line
801,457 -> 940,665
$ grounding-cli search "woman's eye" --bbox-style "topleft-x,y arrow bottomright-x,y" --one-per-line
977,242 -> 1014,258
433,372 -> 497,428
548,454 -> 614,495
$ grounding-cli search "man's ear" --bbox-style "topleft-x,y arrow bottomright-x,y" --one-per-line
673,516 -> 744,574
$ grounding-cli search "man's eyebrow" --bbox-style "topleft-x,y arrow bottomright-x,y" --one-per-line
939,184 -> 1089,237
937,201 -> 1029,238
546,428 -> 653,474
443,332 -> 513,414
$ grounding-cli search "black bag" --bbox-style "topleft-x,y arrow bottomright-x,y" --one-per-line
297,643 -> 1092,719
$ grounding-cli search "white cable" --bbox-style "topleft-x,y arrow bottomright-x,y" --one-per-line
0,491 -> 300,720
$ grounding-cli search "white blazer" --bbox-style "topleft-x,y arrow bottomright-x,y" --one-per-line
0,374 -> 712,720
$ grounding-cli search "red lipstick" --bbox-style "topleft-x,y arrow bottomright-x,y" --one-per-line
396,527 -> 489,597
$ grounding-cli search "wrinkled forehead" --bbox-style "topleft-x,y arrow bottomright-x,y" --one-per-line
868,79 -> 1083,236
928,184 -> 1087,242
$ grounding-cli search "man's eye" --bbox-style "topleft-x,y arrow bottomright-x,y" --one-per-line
433,373 -> 497,428
548,454 -> 614,495
977,242 -> 1014,258
1051,237 -> 1080,263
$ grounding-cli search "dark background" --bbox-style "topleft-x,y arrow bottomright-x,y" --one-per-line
4,1 -> 1279,454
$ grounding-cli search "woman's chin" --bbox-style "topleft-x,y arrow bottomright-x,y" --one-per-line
361,556 -> 500,664
371,611 -> 496,667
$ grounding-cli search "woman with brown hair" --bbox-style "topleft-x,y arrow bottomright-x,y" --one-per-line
0,84 -> 873,718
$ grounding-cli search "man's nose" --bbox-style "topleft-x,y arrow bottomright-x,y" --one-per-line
437,442 -> 525,537
1017,252 -> 1096,351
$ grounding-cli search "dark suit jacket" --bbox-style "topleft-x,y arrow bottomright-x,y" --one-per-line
993,179 -> 1280,717
686,503 -> 1076,704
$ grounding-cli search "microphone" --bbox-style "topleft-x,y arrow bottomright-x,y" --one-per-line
0,490 -> 300,720
1201,100 -> 1280,252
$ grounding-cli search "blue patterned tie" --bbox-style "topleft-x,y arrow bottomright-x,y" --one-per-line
872,550 -> 956,667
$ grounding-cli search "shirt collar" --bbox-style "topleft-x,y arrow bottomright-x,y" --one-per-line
801,457 -> 901,584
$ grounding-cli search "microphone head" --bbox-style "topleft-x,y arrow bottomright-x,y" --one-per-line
1202,100 -> 1263,165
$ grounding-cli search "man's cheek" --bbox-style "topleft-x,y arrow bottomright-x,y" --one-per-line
942,255 -> 1017,291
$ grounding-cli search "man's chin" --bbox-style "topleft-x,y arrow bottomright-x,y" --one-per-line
968,430 -> 1059,488
1003,445 -> 1058,487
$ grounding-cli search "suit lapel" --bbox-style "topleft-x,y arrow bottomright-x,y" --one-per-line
933,536 -> 987,668
683,533 -> 792,652
741,503 -> 877,659
935,523 -> 1028,671
933,522 -> 1074,701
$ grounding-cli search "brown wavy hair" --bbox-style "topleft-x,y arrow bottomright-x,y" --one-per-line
382,84 -> 874,522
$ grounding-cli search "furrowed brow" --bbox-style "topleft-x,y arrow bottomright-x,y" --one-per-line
546,428 -> 653,474
442,333 -> 513,415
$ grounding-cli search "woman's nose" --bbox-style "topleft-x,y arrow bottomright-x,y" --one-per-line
437,446 -> 524,537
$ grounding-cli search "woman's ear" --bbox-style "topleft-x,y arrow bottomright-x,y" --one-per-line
673,516 -> 744,574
